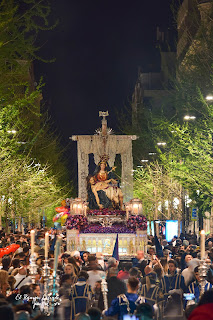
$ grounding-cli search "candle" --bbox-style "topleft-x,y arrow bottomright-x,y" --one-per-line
200,230 -> 205,260
45,232 -> 49,259
30,229 -> 35,256
53,236 -> 62,275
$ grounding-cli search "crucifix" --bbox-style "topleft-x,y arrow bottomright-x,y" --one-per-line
99,110 -> 109,155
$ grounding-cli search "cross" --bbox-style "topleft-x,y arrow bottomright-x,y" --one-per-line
99,111 -> 109,122
99,111 -> 109,137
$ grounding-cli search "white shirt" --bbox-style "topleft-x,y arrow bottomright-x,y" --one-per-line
14,273 -> 32,289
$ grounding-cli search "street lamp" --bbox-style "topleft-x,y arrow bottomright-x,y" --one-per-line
157,142 -> 166,146
148,152 -> 156,155
206,95 -> 213,101
140,159 -> 149,163
7,130 -> 17,134
183,115 -> 196,121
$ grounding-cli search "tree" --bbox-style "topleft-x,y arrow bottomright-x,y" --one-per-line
0,0 -> 72,230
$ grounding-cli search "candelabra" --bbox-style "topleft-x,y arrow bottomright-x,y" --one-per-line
198,260 -> 210,297
46,270 -> 61,316
42,259 -> 51,316
29,254 -> 38,284
101,277 -> 108,310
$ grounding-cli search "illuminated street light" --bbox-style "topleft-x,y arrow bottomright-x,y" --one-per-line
7,129 -> 17,134
157,142 -> 166,146
148,152 -> 156,155
183,115 -> 196,121
140,159 -> 149,163
206,95 -> 213,101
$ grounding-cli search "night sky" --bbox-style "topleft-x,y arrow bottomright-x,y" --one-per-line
35,0 -> 174,179
35,0 -> 174,134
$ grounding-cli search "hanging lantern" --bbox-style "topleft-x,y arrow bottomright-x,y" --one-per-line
129,198 -> 142,215
71,198 -> 84,215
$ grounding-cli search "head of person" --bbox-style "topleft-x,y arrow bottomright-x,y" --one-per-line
0,270 -> 9,295
168,259 -> 177,274
129,267 -> 140,278
94,280 -> 102,292
87,307 -> 102,320
136,303 -> 154,320
83,251 -> 90,263
144,266 -> 152,276
75,313 -> 90,320
127,276 -> 139,293
0,305 -> 14,320
62,253 -> 71,265
60,274 -> 73,286
153,264 -> 163,280
185,254 -> 193,265
64,263 -> 74,275
18,262 -> 27,276
98,161 -> 106,171
108,267 -> 118,278
78,271 -> 89,281
198,288 -> 213,306
123,262 -> 132,272
208,241 -> 213,249
136,251 -> 144,260
8,275 -> 16,291
194,266 -> 200,283
185,304 -> 197,319
15,310 -> 30,320
12,258 -> 20,269
87,175 -> 96,189
2,256 -> 11,271
107,257 -> 117,269
148,247 -> 155,256
31,284 -> 41,297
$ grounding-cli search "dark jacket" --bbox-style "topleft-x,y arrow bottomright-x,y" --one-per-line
98,276 -> 127,308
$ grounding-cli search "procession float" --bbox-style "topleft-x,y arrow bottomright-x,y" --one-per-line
53,112 -> 147,256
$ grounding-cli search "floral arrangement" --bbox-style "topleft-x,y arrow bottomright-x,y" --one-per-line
127,215 -> 147,231
81,224 -> 135,234
66,215 -> 88,231
87,209 -> 126,216
65,213 -> 147,233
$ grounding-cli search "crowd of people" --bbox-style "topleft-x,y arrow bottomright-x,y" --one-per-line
0,228 -> 213,320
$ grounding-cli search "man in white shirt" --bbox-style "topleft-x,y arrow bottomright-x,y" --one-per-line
14,264 -> 32,289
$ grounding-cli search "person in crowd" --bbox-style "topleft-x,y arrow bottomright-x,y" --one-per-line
117,262 -> 132,282
188,289 -> 213,320
132,251 -> 148,276
136,302 -> 154,320
139,270 -> 164,317
160,259 -> 187,303
82,251 -> 90,267
14,262 -> 32,289
87,256 -> 105,289
188,266 -> 212,303
103,276 -> 145,320
182,259 -> 200,287
88,307 -> 102,320
68,256 -> 80,275
0,270 -> 9,296
8,258 -> 20,275
109,266 -> 126,302
69,270 -> 94,320
1,255 -> 11,271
